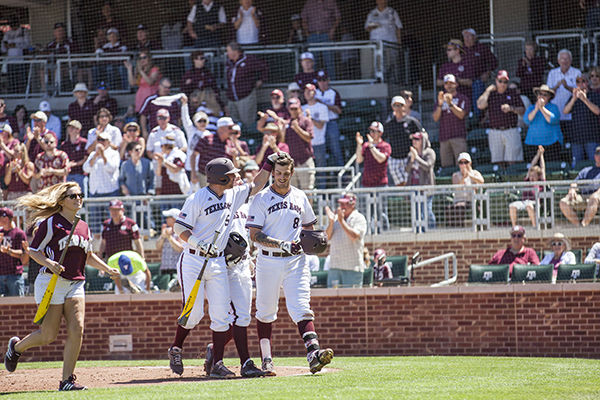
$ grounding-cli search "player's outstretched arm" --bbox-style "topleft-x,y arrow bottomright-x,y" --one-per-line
249,227 -> 280,249
87,252 -> 120,278
250,151 -> 285,196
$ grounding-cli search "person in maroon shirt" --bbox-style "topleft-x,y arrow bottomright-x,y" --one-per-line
25,111 -> 54,165
92,81 -> 118,118
294,52 -> 319,91
516,42 -> 547,102
0,207 -> 26,296
139,78 -> 180,138
256,89 -> 291,133
436,40 -> 475,101
67,83 -> 96,137
281,98 -> 315,190
100,199 -> 144,260
181,50 -> 219,96
7,182 -> 119,390
433,74 -> 470,167
255,122 -> 289,167
60,120 -> 88,192
489,225 -> 540,276
193,117 -> 235,186
4,143 -> 33,200
225,41 -> 268,128
462,28 -> 498,118
477,70 -> 525,166
355,121 -> 392,187
154,135 -> 187,195
34,132 -> 69,191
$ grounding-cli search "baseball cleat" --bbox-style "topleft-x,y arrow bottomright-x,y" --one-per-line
4,336 -> 21,373
261,357 -> 276,376
309,348 -> 334,374
241,359 -> 266,378
209,360 -> 236,379
168,346 -> 184,375
58,374 -> 87,391
203,343 -> 213,376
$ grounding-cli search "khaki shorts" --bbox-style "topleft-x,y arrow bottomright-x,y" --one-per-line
488,128 -> 523,163
290,158 -> 315,190
34,271 -> 85,305
440,138 -> 467,167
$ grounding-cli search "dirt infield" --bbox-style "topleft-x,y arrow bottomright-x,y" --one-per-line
0,365 -> 335,393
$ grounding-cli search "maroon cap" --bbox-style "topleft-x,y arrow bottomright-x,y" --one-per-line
109,199 -> 124,209
0,207 -> 13,218
338,193 -> 357,205
374,248 -> 386,262
271,89 -> 284,97
496,70 -> 510,81
510,225 -> 525,235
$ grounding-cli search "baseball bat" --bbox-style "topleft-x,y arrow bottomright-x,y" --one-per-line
33,215 -> 81,325
177,230 -> 220,327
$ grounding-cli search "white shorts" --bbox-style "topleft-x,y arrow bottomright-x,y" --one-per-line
488,128 -> 523,163
227,258 -> 252,327
34,272 -> 85,305
509,199 -> 536,211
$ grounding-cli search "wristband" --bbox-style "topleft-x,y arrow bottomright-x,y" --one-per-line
262,162 -> 273,172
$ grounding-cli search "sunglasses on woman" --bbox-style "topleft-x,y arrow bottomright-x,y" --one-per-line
67,193 -> 84,199
551,241 -> 564,246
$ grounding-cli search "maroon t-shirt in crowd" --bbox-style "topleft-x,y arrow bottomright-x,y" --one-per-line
139,95 -> 181,132
516,56 -> 546,97
226,54 -> 268,101
261,142 -> 290,168
67,99 -> 97,136
285,115 -> 314,165
60,136 -> 88,175
0,226 -> 27,275
161,155 -> 185,195
434,91 -> 470,141
463,42 -> 498,78
438,61 -> 475,100
30,213 -> 92,280
194,133 -> 234,174
489,246 -> 540,275
101,216 -> 140,259
180,66 -> 219,96
294,71 -> 319,90
361,140 -> 392,187
487,89 -> 524,129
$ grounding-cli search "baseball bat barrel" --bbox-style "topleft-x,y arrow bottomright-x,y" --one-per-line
33,215 -> 81,325
177,230 -> 220,327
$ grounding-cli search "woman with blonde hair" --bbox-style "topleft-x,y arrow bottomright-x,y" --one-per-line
541,232 -> 576,283
4,142 -> 34,200
3,182 -> 119,391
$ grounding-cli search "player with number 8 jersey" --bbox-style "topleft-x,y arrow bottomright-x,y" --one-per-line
246,152 -> 333,375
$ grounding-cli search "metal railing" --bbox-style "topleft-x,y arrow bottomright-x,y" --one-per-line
0,57 -> 48,98
408,252 -> 458,287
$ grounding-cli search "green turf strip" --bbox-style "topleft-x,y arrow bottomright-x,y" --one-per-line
3,356 -> 600,400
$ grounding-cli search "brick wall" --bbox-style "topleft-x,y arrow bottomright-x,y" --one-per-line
2,284 -> 599,362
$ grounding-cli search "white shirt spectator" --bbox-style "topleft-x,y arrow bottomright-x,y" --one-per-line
328,209 -> 367,272
540,251 -> 577,266
45,114 -> 62,142
306,254 -> 321,272
86,124 -> 123,150
315,87 -> 341,121
196,104 -> 220,134
1,27 -> 30,58
187,2 -> 227,24
147,123 -> 187,155
302,102 -> 329,146
234,6 -> 260,44
365,6 -> 402,43
181,103 -> 211,172
546,66 -> 582,121
83,147 -> 120,195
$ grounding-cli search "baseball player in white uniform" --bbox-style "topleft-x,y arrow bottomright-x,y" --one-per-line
167,156 -> 273,379
246,153 -> 334,375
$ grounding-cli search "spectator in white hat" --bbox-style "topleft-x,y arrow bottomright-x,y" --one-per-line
25,111 -> 55,170
68,83 -> 96,135
355,121 -> 391,187
37,100 -> 61,142
146,108 -> 187,159
447,152 -> 484,226
157,208 -> 184,282
287,82 -> 302,99
154,134 -> 189,195
294,52 -> 319,91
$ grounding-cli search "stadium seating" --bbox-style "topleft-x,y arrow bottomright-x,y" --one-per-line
468,264 -> 510,283
387,255 -> 408,279
85,265 -> 114,292
556,264 -> 596,282
363,267 -> 374,287
511,264 -> 553,283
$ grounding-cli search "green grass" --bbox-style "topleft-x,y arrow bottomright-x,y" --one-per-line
4,356 -> 600,399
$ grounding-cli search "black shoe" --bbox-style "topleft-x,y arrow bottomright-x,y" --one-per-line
241,359 -> 265,378
309,348 -> 334,374
4,336 -> 20,373
210,360 -> 236,379
58,374 -> 87,391
203,343 -> 213,376
168,346 -> 184,375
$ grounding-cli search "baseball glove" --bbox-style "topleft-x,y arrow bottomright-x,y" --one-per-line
299,230 -> 328,255
224,232 -> 248,267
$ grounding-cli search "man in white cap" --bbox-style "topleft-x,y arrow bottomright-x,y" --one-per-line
26,110 -> 55,164
294,52 -> 319,91
287,82 -> 302,99
68,82 -> 96,135
193,117 -> 236,187
433,74 -> 469,167
38,100 -> 61,141
147,108 -> 187,159
384,95 -> 424,186
462,28 -> 498,118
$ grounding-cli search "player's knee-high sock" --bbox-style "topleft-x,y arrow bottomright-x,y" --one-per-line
212,330 -> 228,363
233,325 -> 251,365
297,320 -> 320,360
172,325 -> 191,349
257,320 -> 272,360
224,325 -> 233,345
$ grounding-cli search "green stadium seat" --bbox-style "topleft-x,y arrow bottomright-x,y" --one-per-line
311,271 -> 328,288
466,128 -> 488,146
386,255 -> 408,278
468,264 -> 510,283
437,166 -> 458,177
147,262 -> 161,277
556,263 -> 596,282
363,267 -> 374,287
319,257 -> 326,271
85,265 -> 114,292
152,274 -> 171,291
476,164 -> 501,175
511,264 -> 553,282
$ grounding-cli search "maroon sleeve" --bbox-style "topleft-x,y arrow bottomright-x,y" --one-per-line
489,249 -> 503,264
301,117 -> 314,138
173,158 -> 185,168
528,248 -> 540,265
30,219 -> 49,250
334,89 -> 342,109
511,91 -> 525,108
194,136 -> 207,153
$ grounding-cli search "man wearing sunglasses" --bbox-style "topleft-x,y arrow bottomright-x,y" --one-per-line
477,70 -> 525,167
33,132 -> 69,191
181,50 -> 219,97
489,225 -> 539,276
139,77 -> 181,138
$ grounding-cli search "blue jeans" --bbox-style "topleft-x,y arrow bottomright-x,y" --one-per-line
0,274 -> 25,296
313,143 -> 327,189
325,120 -> 344,166
417,196 -> 436,233
327,269 -> 363,288
571,142 -> 599,165
472,79 -> 485,118
67,173 -> 86,194
308,33 -> 335,80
